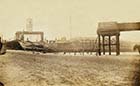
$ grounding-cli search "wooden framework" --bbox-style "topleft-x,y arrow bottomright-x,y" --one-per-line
98,33 -> 120,56
15,31 -> 44,42
97,21 -> 140,56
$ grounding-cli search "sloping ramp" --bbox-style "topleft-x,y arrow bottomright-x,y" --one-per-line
6,40 -> 24,50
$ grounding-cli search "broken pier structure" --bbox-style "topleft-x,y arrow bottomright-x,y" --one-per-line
97,22 -> 140,55
15,31 -> 44,42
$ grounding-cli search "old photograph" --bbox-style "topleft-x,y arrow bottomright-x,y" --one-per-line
0,0 -> 140,86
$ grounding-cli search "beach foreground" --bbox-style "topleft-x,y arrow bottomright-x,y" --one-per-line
0,51 -> 140,86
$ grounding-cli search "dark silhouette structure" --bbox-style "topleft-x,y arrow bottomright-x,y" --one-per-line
133,44 -> 140,54
97,22 -> 140,55
0,37 -> 2,50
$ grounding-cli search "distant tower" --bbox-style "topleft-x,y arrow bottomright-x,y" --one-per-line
26,18 -> 33,32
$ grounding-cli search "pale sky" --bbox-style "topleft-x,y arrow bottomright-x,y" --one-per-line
0,0 -> 140,42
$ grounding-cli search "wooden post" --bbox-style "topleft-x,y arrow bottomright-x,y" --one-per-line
109,36 -> 111,55
116,34 -> 120,55
41,32 -> 44,42
102,36 -> 105,55
98,35 -> 101,55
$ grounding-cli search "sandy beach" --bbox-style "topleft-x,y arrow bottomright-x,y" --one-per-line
0,50 -> 139,86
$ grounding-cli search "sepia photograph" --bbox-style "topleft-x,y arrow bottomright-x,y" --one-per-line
0,0 -> 140,86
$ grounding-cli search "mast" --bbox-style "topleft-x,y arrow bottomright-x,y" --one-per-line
69,16 -> 72,39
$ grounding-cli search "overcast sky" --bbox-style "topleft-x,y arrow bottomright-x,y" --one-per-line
0,0 -> 140,42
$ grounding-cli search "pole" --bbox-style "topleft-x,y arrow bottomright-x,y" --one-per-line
116,34 -> 120,55
98,35 -> 101,55
109,36 -> 111,55
102,36 -> 105,55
